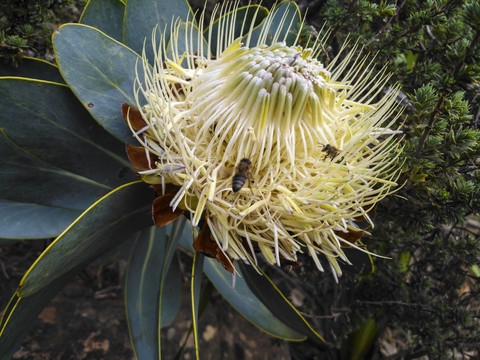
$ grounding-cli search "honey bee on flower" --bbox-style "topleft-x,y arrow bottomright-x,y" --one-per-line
232,158 -> 253,193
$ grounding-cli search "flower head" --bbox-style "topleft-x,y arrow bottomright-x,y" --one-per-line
124,3 -> 403,278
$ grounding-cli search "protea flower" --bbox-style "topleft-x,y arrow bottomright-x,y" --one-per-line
122,3 -> 402,279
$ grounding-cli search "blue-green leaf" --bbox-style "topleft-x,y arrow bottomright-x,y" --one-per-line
191,251 -> 204,360
0,57 -> 65,83
125,221 -> 183,360
53,24 -> 144,142
18,181 -> 153,297
247,1 -> 301,47
79,0 -> 125,42
206,5 -> 268,55
124,0 -> 191,63
240,263 -> 324,341
0,131 -> 112,210
166,21 -> 206,66
161,249 -> 182,327
204,259 -> 305,341
159,218 -> 186,330
0,79 -> 131,187
125,228 -> 162,360
0,200 -> 80,239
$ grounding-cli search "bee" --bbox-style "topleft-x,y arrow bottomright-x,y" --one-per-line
321,144 -> 344,162
232,158 -> 252,193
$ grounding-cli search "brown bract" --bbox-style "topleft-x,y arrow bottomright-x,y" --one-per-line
334,228 -> 366,248
125,143 -> 155,171
193,222 -> 234,274
152,191 -> 184,227
121,103 -> 147,131
278,257 -> 301,268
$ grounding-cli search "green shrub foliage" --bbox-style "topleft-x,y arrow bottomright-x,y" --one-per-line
0,0 -> 84,65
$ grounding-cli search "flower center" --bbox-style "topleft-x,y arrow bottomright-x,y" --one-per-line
187,43 -> 342,139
